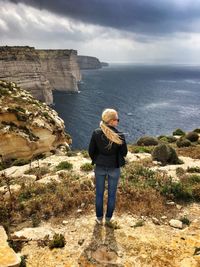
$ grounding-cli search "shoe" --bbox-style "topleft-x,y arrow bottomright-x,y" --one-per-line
95,218 -> 103,225
105,220 -> 120,229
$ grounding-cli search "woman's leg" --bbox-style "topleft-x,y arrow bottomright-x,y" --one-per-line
95,166 -> 106,220
105,168 -> 120,221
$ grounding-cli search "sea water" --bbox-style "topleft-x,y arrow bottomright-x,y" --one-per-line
53,64 -> 200,149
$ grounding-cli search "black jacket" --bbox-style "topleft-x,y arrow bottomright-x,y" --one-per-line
88,126 -> 128,168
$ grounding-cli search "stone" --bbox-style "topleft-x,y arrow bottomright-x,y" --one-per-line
166,201 -> 176,205
152,217 -> 160,225
169,219 -> 183,229
0,226 -> 21,267
0,80 -> 70,161
13,226 -> 55,241
0,46 -> 82,104
78,55 -> 102,69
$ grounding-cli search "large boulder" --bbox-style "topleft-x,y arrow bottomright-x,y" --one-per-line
151,144 -> 181,165
0,226 -> 21,267
137,136 -> 158,146
0,80 -> 71,161
185,132 -> 199,142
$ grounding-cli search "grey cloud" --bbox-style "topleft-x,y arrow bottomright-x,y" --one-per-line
8,0 -> 200,35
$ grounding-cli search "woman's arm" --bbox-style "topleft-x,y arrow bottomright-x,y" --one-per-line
88,131 -> 97,160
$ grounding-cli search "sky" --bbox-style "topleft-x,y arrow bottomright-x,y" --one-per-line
1,0 -> 200,63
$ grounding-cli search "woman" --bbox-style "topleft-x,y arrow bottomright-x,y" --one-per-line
88,108 -> 127,226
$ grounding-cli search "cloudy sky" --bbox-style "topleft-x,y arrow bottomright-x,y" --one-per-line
1,0 -> 200,63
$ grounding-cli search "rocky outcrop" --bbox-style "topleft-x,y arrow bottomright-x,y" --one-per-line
0,80 -> 71,161
101,62 -> 109,67
0,226 -> 21,267
78,55 -> 102,69
0,46 -> 81,104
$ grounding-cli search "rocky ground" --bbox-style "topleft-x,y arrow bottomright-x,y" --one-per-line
12,204 -> 200,267
1,150 -> 200,266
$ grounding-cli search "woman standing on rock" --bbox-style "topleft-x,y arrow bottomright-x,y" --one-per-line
88,108 -> 127,227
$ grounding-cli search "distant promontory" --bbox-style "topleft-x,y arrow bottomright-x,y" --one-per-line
78,55 -> 109,69
0,46 -> 108,104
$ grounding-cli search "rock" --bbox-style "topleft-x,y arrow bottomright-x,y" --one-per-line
137,136 -> 159,146
166,201 -> 175,206
151,143 -> 181,165
169,219 -> 183,229
13,227 -> 55,241
0,226 -> 21,267
77,209 -> 82,213
152,217 -> 160,225
91,245 -> 118,264
0,46 -> 81,104
176,204 -> 183,210
78,55 -> 102,69
62,220 -> 68,225
185,132 -> 199,142
0,80 -> 70,161
78,239 -> 85,246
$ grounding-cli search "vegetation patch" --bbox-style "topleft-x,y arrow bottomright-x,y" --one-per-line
128,145 -> 153,154
80,163 -> 93,172
187,166 -> 200,173
173,128 -> 185,136
56,161 -> 73,171
49,233 -> 66,249
177,146 -> 200,159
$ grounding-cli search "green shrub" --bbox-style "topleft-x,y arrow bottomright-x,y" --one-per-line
176,138 -> 191,148
49,233 -> 66,249
160,181 -> 193,201
81,150 -> 90,158
158,135 -> 177,143
19,255 -> 27,267
193,128 -> 200,133
187,174 -> 200,184
187,166 -> 200,173
131,146 -> 153,153
176,167 -> 185,177
66,151 -> 77,157
173,128 -> 185,136
134,220 -> 145,228
24,166 -> 50,179
56,161 -> 73,171
179,216 -> 191,226
12,159 -> 30,166
80,163 -> 93,172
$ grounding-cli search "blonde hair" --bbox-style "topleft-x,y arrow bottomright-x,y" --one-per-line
100,108 -> 123,147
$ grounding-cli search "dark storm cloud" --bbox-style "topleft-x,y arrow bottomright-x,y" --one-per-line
9,0 -> 200,35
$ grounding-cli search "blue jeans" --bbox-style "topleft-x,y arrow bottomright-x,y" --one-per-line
94,166 -> 120,221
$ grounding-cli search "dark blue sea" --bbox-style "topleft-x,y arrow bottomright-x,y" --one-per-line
53,64 -> 200,149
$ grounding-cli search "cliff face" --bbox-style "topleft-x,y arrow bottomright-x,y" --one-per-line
0,46 -> 81,104
78,55 -> 102,69
0,80 -> 71,161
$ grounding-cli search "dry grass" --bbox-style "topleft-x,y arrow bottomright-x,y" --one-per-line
177,146 -> 200,159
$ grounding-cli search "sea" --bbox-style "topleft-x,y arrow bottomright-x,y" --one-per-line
53,64 -> 200,149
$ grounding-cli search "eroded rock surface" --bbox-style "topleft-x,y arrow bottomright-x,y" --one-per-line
0,46 -> 81,104
0,226 -> 21,267
0,80 -> 70,160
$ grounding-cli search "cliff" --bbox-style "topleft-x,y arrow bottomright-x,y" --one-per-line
78,55 -> 102,69
0,46 -> 81,104
0,80 -> 71,161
